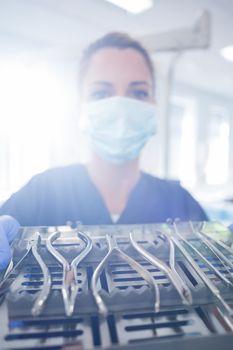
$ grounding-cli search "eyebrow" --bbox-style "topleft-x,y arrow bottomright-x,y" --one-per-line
129,81 -> 150,87
93,81 -> 112,87
93,81 -> 150,87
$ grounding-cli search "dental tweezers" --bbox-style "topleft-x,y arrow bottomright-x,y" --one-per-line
193,223 -> 233,278
168,222 -> 233,330
179,222 -> 233,288
91,233 -> 160,316
0,232 -> 51,316
46,230 -> 92,316
129,231 -> 193,305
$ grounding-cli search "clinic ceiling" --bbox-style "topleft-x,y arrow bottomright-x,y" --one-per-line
0,0 -> 233,98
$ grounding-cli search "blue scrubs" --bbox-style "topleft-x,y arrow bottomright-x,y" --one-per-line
0,164 -> 207,226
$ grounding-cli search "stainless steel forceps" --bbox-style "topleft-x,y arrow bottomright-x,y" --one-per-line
129,231 -> 193,305
201,230 -> 233,264
168,222 -> 233,330
91,233 -> 160,316
193,223 -> 233,279
0,232 -> 51,316
46,230 -> 92,316
186,222 -> 233,286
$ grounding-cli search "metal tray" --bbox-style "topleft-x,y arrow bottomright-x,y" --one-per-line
0,221 -> 233,350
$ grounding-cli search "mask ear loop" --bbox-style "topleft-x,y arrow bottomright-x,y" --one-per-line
91,233 -> 160,317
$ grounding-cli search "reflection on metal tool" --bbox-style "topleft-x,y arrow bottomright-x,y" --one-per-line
168,222 -> 233,331
0,232 -> 51,316
46,230 -> 92,316
129,231 -> 193,305
3,259 -> 14,280
91,233 -> 160,316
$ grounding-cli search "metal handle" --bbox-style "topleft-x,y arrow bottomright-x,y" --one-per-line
91,233 -> 160,316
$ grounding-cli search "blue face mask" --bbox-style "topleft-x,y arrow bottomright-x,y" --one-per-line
80,96 -> 156,164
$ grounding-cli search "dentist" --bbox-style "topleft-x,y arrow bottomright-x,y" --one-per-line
0,32 -> 207,269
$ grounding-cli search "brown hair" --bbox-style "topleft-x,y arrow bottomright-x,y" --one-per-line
78,32 -> 155,92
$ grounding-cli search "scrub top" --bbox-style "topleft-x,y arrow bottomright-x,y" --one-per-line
0,164 -> 207,226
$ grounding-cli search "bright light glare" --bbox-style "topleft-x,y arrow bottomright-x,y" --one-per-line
0,60 -> 68,199
220,46 -> 233,62
105,0 -> 153,14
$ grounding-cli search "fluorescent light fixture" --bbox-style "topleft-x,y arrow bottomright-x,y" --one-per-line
106,0 -> 153,14
220,45 -> 233,62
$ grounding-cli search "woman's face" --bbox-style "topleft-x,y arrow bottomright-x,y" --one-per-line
81,48 -> 155,104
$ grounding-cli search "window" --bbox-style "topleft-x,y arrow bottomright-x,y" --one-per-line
204,106 -> 230,185
168,96 -> 197,187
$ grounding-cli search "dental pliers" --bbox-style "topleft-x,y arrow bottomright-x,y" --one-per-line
129,231 -> 193,306
91,233 -> 160,316
0,232 -> 51,316
46,230 -> 92,316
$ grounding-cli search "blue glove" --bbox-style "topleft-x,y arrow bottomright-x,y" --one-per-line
229,223 -> 233,233
0,215 -> 20,270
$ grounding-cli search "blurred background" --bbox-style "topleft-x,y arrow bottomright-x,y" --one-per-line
0,0 -> 233,223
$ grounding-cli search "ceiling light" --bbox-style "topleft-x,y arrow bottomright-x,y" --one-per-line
220,46 -> 233,62
105,0 -> 153,14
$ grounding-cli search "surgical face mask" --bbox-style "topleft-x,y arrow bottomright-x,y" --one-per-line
79,96 -> 156,164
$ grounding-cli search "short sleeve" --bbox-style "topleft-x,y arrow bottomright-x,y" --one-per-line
0,177 -> 39,226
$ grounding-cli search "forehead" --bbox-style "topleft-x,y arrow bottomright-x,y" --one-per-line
83,48 -> 152,84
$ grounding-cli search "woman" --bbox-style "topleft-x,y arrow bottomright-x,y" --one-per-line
0,32 -> 207,269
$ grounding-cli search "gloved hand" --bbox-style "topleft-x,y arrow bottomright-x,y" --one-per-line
0,215 -> 20,270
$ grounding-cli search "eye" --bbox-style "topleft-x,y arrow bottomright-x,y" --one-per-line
128,89 -> 149,101
89,89 -> 112,101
